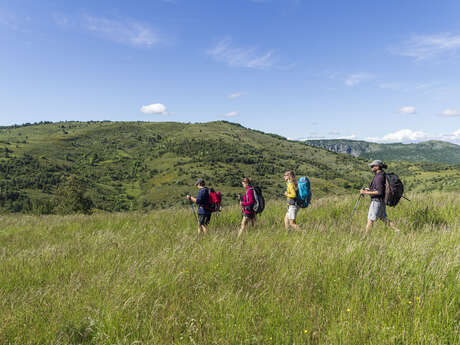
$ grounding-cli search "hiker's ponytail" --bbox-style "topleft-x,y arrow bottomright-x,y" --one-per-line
382,163 -> 388,169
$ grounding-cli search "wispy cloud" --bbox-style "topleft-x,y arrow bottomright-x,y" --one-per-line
228,91 -> 247,99
344,73 -> 375,86
367,129 -> 460,144
83,15 -> 158,47
207,38 -> 277,69
440,108 -> 460,117
54,14 -> 160,48
367,129 -> 428,143
221,111 -> 239,117
0,9 -> 30,32
392,33 -> 460,61
338,135 -> 357,140
399,106 -> 416,115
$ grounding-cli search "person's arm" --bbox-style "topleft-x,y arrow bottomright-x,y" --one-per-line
186,195 -> 197,202
241,189 -> 254,206
360,189 -> 379,196
286,182 -> 297,199
360,175 -> 384,196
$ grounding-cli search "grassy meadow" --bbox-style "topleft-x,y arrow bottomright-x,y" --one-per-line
1,192 -> 459,345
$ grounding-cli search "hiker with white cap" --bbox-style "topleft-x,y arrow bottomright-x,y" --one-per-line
360,160 -> 400,234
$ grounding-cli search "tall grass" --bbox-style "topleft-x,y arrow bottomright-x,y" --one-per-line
0,193 -> 458,344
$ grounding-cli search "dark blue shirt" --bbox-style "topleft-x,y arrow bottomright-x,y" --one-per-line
370,171 -> 386,200
196,188 -> 210,215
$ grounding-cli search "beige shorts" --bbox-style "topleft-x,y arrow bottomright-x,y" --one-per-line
368,200 -> 387,221
286,205 -> 298,220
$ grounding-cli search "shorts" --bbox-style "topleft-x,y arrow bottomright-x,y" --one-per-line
368,200 -> 387,221
243,213 -> 256,219
198,214 -> 211,226
286,205 -> 298,220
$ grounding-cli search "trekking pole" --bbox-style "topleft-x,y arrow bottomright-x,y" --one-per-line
402,195 -> 411,202
187,193 -> 198,222
349,191 -> 364,227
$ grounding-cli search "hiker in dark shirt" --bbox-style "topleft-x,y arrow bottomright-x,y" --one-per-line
360,160 -> 400,234
186,178 -> 211,235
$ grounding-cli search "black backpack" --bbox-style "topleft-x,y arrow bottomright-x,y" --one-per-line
385,173 -> 404,207
250,187 -> 265,214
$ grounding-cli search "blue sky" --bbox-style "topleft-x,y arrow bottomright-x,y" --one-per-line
1,0 -> 460,143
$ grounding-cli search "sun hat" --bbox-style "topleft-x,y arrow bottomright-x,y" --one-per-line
195,178 -> 205,186
368,160 -> 384,167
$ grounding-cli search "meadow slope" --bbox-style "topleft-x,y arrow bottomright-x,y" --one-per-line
1,193 -> 459,345
1,121 -> 459,213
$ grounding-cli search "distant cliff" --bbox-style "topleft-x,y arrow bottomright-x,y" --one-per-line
305,139 -> 460,164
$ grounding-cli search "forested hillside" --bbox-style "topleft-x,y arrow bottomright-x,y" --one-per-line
305,139 -> 460,164
1,121 -> 459,213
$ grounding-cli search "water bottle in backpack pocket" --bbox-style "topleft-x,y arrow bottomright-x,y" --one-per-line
296,176 -> 312,208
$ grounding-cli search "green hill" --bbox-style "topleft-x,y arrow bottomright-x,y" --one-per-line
1,121 -> 459,213
305,139 -> 460,164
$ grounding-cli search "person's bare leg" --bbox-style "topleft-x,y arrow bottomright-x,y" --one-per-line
289,219 -> 301,231
384,219 -> 400,232
284,214 -> 290,229
200,224 -> 208,234
365,219 -> 373,233
238,217 -> 249,238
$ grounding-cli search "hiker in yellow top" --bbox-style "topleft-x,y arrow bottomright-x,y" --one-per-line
284,170 -> 301,230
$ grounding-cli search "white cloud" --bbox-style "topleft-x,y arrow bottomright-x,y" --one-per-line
393,33 -> 460,61
439,129 -> 460,143
222,111 -> 239,117
440,108 -> 460,117
399,106 -> 416,115
345,73 -> 374,86
228,92 -> 247,99
356,129 -> 460,145
207,38 -> 277,69
140,103 -> 168,115
82,15 -> 158,47
338,135 -> 357,140
367,129 -> 428,143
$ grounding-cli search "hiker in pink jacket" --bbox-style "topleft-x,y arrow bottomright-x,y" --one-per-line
238,177 -> 256,238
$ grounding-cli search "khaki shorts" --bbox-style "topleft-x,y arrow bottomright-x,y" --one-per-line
286,205 -> 298,220
368,200 -> 387,221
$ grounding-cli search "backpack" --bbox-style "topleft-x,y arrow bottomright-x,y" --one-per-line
296,176 -> 312,208
384,173 -> 404,207
250,186 -> 265,214
208,188 -> 222,212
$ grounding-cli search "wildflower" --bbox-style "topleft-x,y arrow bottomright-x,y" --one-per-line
346,308 -> 351,312
304,329 -> 308,334
408,301 -> 412,304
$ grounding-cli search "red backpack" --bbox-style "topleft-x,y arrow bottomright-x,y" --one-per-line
208,188 -> 222,212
